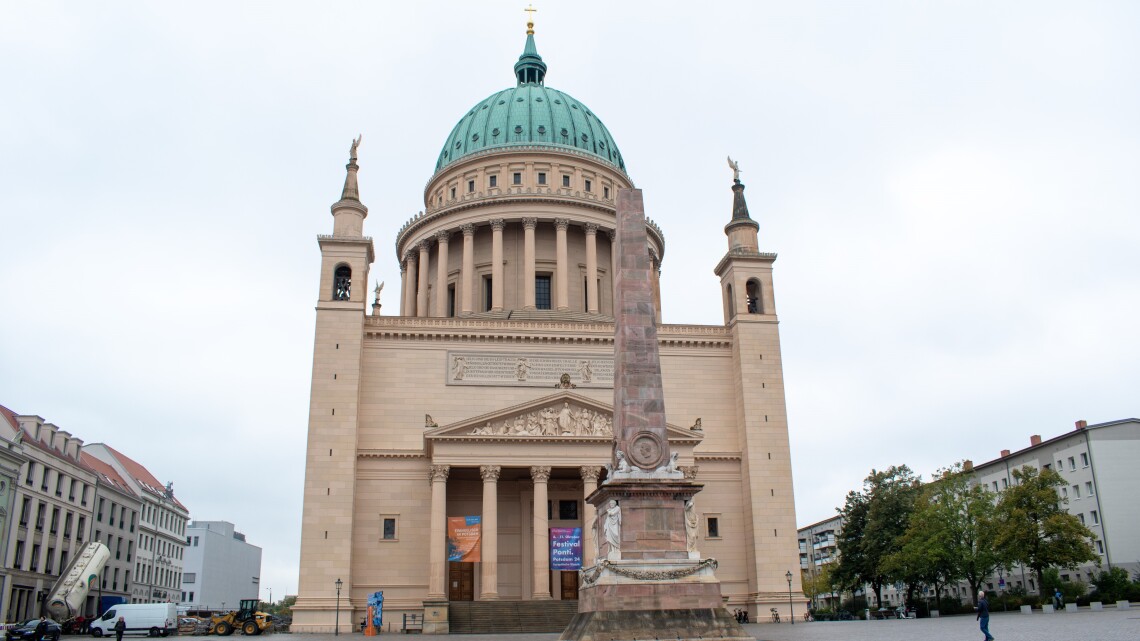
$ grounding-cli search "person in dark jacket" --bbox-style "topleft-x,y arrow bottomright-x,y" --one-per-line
114,617 -> 126,641
33,616 -> 48,641
976,590 -> 994,641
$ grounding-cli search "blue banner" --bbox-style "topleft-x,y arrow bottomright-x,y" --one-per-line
550,527 -> 582,570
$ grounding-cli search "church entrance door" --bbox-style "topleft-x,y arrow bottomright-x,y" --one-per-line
559,571 -> 579,600
448,562 -> 474,601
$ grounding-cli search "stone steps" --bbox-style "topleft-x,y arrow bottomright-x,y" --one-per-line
449,600 -> 579,634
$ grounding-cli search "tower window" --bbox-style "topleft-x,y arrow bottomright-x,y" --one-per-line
450,187 -> 456,199
467,180 -> 474,193
334,265 -> 352,301
513,172 -> 522,185
489,175 -> 497,188
585,179 -> 592,192
535,275 -> 552,310
746,279 -> 762,314
604,186 -> 610,198
562,175 -> 571,188
538,172 -> 546,185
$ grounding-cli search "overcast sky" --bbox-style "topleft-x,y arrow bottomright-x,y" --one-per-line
2,1 -> 1137,599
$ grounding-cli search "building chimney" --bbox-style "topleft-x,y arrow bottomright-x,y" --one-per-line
70,436 -> 84,458
1030,434 -> 1042,446
1001,449 -> 1011,457
1075,420 -> 1087,430
963,459 -> 973,471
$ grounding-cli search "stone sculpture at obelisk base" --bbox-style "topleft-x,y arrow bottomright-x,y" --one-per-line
560,190 -> 751,641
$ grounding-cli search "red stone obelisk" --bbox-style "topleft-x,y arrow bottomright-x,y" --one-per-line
559,190 -> 750,641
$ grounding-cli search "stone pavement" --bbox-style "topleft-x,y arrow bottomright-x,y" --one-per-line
289,607 -> 1140,641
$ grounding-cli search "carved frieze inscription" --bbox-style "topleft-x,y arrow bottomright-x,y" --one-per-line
468,401 -> 613,437
446,351 -> 614,388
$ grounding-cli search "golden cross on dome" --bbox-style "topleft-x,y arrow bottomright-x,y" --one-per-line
525,4 -> 536,34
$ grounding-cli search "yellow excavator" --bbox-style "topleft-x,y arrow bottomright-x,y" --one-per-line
209,599 -> 275,636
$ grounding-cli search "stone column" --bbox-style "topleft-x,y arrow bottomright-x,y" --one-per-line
417,240 -> 430,318
480,465 -> 501,600
650,248 -> 662,325
555,218 -> 570,310
427,464 -> 450,598
531,465 -> 552,599
580,466 -> 602,567
399,262 -> 408,316
608,230 -> 617,314
584,223 -> 599,314
491,219 -> 505,312
460,224 -> 475,315
434,230 -> 450,317
404,251 -> 418,317
522,218 -> 537,309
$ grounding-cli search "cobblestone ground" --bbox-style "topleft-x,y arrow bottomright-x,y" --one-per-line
283,607 -> 1140,641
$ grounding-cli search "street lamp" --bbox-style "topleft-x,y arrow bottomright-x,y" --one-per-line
786,570 -> 794,625
335,578 -> 343,636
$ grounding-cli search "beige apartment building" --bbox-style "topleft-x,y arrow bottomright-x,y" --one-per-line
293,28 -> 805,632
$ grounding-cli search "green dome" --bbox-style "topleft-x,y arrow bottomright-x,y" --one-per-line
434,34 -> 626,173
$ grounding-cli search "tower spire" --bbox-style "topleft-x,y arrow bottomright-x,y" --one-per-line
723,156 -> 758,251
515,5 -> 547,85
340,135 -> 362,202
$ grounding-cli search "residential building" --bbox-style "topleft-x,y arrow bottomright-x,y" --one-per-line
181,521 -> 262,610
81,452 -> 142,610
0,414 -> 30,622
798,515 -> 842,609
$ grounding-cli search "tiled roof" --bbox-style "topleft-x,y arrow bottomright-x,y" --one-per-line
80,452 -> 138,498
102,444 -> 187,510
0,404 -> 19,433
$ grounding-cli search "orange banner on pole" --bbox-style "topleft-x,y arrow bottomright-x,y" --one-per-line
447,516 -> 482,562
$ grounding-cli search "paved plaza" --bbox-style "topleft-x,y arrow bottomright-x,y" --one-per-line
294,607 -> 1139,641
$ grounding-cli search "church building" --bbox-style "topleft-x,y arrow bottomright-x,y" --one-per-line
292,24 -> 804,633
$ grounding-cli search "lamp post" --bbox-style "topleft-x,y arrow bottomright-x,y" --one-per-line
786,570 -> 794,625
335,578 -> 343,636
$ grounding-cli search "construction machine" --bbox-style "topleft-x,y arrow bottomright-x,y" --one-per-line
208,599 -> 274,636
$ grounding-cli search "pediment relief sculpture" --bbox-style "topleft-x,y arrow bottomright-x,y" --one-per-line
469,401 -> 613,437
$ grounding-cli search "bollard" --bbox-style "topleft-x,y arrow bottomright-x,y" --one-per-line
1090,602 -> 1103,611
1020,605 -> 1032,615
1042,604 -> 1054,614
1066,603 -> 1078,613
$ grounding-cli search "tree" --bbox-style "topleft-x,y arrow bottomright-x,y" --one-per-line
833,465 -> 921,606
994,465 -> 1098,594
802,563 -> 836,610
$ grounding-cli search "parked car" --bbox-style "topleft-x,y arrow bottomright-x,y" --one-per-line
5,619 -> 62,641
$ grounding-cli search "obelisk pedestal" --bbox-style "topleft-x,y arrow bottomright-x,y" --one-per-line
559,190 -> 750,641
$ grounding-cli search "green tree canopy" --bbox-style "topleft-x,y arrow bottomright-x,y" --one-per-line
994,465 -> 1098,593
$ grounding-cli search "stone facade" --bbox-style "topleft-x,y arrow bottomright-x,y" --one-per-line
292,31 -> 805,634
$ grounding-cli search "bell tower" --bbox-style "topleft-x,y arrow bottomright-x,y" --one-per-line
294,137 -> 375,633
712,160 -> 804,611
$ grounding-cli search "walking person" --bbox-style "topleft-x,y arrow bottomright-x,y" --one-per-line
33,615 -> 48,641
977,590 -> 994,641
114,616 -> 126,641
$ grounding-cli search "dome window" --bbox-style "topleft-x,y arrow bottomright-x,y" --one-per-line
535,97 -> 544,102
482,104 -> 489,110
537,125 -> 546,135
516,97 -> 525,102
455,141 -> 462,149
560,128 -> 568,138
472,134 -> 479,142
581,134 -> 589,142
514,125 -> 523,134
598,142 -> 606,149
498,100 -> 506,105
571,104 -> 579,109
492,128 -> 500,137
553,99 -> 562,105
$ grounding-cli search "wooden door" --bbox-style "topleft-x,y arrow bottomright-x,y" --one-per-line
560,571 -> 579,600
448,562 -> 474,601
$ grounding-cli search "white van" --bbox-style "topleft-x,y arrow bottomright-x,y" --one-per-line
91,603 -> 178,637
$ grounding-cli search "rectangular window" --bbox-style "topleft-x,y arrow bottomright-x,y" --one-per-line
13,541 -> 24,569
381,516 -> 398,540
1078,513 -> 1085,525
184,572 -> 196,583
1081,452 -> 1089,467
559,500 -> 579,520
81,485 -> 89,506
19,497 -> 30,526
706,516 -> 720,539
538,172 -> 547,185
1043,463 -> 1051,470
1086,481 -> 1094,495
193,536 -> 199,547
447,284 -> 456,317
46,547 -> 56,574
1068,457 -> 1076,471
604,186 -> 610,198
562,174 -> 571,187
584,179 -> 592,192
31,544 -> 40,572
35,502 -> 45,530
25,461 -> 35,485
64,512 -> 73,538
489,175 -> 497,188
450,187 -> 456,199
1091,510 -> 1099,524
483,276 -> 494,311
77,516 -> 86,542
1096,540 -> 1104,554
109,502 -> 116,526
1061,487 -> 1068,498
98,498 -> 105,521
55,474 -> 64,497
41,467 -> 49,490
1073,485 -> 1080,498
1000,478 -> 1008,489
68,479 -> 76,501
467,180 -> 475,193
50,507 -> 60,534
535,275 -> 552,310
992,481 -> 999,492
513,172 -> 522,185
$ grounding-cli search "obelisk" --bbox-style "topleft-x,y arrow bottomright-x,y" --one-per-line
559,190 -> 750,641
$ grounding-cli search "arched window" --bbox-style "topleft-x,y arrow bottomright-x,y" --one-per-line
334,265 -> 352,301
746,279 -> 762,314
725,283 -> 735,319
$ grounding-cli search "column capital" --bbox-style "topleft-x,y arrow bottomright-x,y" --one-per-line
460,223 -> 476,236
490,218 -> 506,231
418,239 -> 432,253
429,464 -> 450,483
608,229 -> 616,242
435,229 -> 451,244
579,465 -> 603,483
554,218 -> 570,231
404,250 -> 417,264
530,466 -> 551,482
583,222 -> 599,235
522,217 -> 538,230
480,465 -> 502,482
